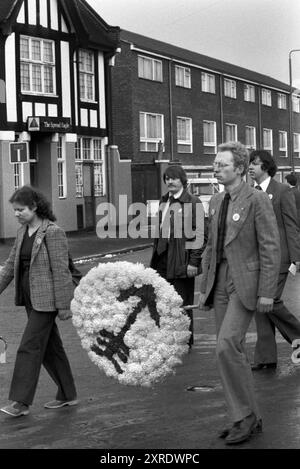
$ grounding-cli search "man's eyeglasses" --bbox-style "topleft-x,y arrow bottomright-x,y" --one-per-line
213,162 -> 232,169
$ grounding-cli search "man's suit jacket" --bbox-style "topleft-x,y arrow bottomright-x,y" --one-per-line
290,186 -> 300,228
200,181 -> 280,311
266,179 -> 300,272
150,189 -> 205,279
0,219 -> 73,312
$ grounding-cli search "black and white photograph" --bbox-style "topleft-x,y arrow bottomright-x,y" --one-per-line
0,0 -> 299,456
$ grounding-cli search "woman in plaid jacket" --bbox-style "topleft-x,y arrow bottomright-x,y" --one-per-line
0,186 -> 77,418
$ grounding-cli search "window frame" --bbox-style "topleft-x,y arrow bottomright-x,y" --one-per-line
244,84 -> 255,102
245,125 -> 256,150
75,136 -> 105,197
224,78 -> 236,99
175,65 -> 191,88
203,120 -> 217,154
201,72 -> 216,94
176,116 -> 193,153
57,135 -> 67,198
292,95 -> 300,113
263,128 -> 273,153
277,93 -> 287,110
20,35 -> 56,95
278,130 -> 288,157
261,88 -> 272,106
79,49 -> 95,102
138,55 -> 163,82
293,133 -> 300,158
139,111 -> 164,152
225,123 -> 238,142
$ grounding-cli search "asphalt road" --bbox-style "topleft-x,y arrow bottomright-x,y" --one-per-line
0,248 -> 299,449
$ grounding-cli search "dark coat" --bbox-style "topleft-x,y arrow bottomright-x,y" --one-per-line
150,188 -> 206,279
290,186 -> 300,228
266,179 -> 300,272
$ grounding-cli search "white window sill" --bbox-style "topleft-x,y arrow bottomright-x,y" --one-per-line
21,91 -> 58,97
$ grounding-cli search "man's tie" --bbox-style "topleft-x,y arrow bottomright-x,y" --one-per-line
216,193 -> 230,264
256,185 -> 262,190
156,196 -> 175,256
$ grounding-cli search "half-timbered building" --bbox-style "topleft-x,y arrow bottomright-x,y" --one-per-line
0,0 -> 121,238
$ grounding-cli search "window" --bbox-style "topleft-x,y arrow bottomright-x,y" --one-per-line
244,84 -> 255,102
57,136 -> 66,198
20,36 -> 55,94
203,120 -> 217,154
261,88 -> 272,106
140,112 -> 164,151
94,163 -> 103,196
175,65 -> 191,88
263,128 -> 273,153
225,123 -> 237,142
294,133 -> 300,158
292,95 -> 300,113
75,137 -> 104,197
201,72 -> 215,93
138,55 -> 162,82
245,126 -> 256,149
224,79 -> 236,98
75,164 -> 83,198
277,93 -> 287,109
13,164 -> 24,190
177,117 -> 192,153
279,131 -> 287,157
79,49 -> 95,101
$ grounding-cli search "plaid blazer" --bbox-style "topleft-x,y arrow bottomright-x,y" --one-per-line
200,181 -> 281,311
0,219 -> 73,312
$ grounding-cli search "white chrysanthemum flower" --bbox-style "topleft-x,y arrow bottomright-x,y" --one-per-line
71,261 -> 190,386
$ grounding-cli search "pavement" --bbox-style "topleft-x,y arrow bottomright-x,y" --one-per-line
0,235 -> 300,451
0,230 -> 153,264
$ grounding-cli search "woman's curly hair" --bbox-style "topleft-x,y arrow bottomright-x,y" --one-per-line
9,186 -> 56,221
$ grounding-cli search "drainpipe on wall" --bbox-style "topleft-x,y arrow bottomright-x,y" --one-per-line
258,86 -> 262,149
219,75 -> 224,143
168,59 -> 174,161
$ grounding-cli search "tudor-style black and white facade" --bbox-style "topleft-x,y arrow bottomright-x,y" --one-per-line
0,0 -> 121,238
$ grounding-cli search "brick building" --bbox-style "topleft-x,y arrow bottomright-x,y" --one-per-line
111,30 -> 300,208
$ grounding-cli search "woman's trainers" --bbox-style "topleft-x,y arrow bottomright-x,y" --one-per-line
0,402 -> 29,417
44,399 -> 78,409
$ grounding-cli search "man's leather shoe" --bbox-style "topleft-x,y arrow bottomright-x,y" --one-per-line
219,417 -> 262,439
251,362 -> 277,371
225,414 -> 262,445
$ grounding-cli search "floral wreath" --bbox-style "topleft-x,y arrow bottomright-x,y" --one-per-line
71,261 -> 191,386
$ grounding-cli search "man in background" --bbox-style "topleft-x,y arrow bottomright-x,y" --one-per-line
249,150 -> 300,370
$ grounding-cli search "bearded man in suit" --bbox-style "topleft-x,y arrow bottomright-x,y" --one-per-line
199,142 -> 280,445
249,150 -> 300,370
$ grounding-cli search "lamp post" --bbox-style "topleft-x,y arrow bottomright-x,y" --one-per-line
289,49 -> 300,171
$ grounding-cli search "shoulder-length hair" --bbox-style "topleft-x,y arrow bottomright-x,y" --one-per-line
9,186 -> 56,221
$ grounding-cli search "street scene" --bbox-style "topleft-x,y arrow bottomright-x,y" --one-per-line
0,237 -> 300,449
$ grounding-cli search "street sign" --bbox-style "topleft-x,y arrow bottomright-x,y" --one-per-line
9,142 -> 29,164
27,116 -> 71,133
28,117 -> 40,131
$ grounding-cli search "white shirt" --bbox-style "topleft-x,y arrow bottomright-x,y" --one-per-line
254,176 -> 271,192
160,187 -> 184,236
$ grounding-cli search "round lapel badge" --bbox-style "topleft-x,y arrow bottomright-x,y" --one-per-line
211,209 -> 216,216
36,238 -> 42,245
232,213 -> 240,222
268,194 -> 273,200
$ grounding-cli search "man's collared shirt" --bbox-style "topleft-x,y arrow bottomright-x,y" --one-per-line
254,176 -> 271,192
161,187 -> 184,228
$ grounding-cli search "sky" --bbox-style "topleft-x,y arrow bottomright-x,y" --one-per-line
87,0 -> 300,88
